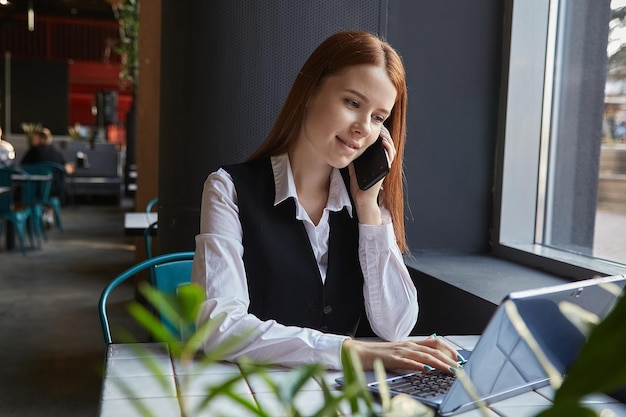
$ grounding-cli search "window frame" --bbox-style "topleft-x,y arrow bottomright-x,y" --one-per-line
492,0 -> 626,278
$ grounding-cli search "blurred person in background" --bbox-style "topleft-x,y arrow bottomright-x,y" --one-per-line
20,128 -> 75,227
0,125 -> 16,168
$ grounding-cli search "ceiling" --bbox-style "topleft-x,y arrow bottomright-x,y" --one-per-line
0,0 -> 116,21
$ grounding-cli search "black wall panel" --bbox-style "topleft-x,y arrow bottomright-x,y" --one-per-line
2,59 -> 69,135
388,0 -> 503,253
158,0 -> 503,256
158,0 -> 388,253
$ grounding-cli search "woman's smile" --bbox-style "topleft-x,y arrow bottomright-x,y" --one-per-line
294,64 -> 397,169
336,136 -> 361,153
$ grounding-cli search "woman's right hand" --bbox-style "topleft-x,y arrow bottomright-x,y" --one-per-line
342,337 -> 461,374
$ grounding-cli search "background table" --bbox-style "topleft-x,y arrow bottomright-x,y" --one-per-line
124,212 -> 157,236
98,336 -> 626,417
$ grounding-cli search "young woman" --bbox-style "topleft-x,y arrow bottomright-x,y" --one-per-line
191,31 -> 459,372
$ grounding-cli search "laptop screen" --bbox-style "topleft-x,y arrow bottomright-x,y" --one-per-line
439,275 -> 626,415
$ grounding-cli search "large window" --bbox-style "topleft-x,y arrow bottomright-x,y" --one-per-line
494,0 -> 626,277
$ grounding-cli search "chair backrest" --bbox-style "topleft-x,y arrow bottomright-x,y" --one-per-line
20,163 -> 52,176
2,167 -> 48,208
144,198 -> 159,261
152,257 -> 193,296
0,167 -> 14,187
0,167 -> 29,213
0,168 -> 19,213
21,162 -> 65,198
144,220 -> 159,261
0,169 -> 15,212
146,197 -> 158,213
0,189 -> 10,213
0,173 -> 14,213
153,256 -> 194,339
19,169 -> 52,206
98,251 -> 195,344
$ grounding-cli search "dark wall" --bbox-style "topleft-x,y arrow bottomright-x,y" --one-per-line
0,58 -> 69,135
158,0 -> 503,255
388,0 -> 503,253
158,0 -> 388,253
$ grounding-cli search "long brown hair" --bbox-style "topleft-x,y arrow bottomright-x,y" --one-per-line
249,30 -> 409,252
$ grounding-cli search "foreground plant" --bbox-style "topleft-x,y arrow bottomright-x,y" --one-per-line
115,279 -> 626,417
535,285 -> 626,417
117,282 -> 434,417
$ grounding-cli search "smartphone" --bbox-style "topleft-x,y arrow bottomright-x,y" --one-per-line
353,136 -> 390,191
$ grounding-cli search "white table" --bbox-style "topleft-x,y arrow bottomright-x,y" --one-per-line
98,336 -> 625,417
124,212 -> 157,236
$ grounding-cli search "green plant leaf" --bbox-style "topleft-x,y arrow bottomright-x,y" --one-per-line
374,358 -> 391,410
121,282 -> 387,417
192,372 -> 269,417
195,334 -> 251,366
127,302 -> 179,347
341,346 -> 362,413
139,282 -> 184,328
238,359 -> 281,397
180,310 -> 226,361
554,294 -> 626,403
340,345 -> 376,414
176,284 -> 204,322
311,376 -> 357,417
219,389 -> 270,417
136,282 -> 204,346
111,377 -> 158,417
278,363 -> 326,404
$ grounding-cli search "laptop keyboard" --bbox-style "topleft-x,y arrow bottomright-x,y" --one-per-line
376,371 -> 456,398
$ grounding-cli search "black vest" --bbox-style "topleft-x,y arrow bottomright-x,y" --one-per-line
224,158 -> 364,336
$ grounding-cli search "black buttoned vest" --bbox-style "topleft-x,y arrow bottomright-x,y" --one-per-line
223,158 -> 365,336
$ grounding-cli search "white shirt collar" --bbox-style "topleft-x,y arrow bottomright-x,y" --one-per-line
271,154 -> 353,218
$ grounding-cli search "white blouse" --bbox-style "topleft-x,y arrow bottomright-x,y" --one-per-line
191,154 -> 418,369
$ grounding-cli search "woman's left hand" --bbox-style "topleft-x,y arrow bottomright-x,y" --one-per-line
348,125 -> 396,225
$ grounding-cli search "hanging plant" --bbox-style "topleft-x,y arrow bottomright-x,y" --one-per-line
109,0 -> 139,91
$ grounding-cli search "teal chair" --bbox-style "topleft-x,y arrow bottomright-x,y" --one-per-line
146,197 -> 158,214
17,166 -> 53,244
21,162 -> 66,231
144,197 -> 158,260
98,251 -> 195,344
1,167 -> 48,248
0,169 -> 34,254
143,198 -> 159,283
144,221 -> 158,260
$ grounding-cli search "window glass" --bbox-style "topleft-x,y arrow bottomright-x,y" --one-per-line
598,0 -> 626,265
537,1 -> 617,262
496,0 -> 626,276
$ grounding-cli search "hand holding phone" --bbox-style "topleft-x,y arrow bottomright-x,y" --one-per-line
353,136 -> 390,191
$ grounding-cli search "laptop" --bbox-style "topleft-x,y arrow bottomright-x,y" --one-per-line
338,275 -> 626,416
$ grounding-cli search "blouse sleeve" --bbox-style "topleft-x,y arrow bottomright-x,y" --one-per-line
190,169 -> 348,369
358,207 -> 419,341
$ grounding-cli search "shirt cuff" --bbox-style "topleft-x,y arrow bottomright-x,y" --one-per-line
358,220 -> 396,251
314,334 -> 350,370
